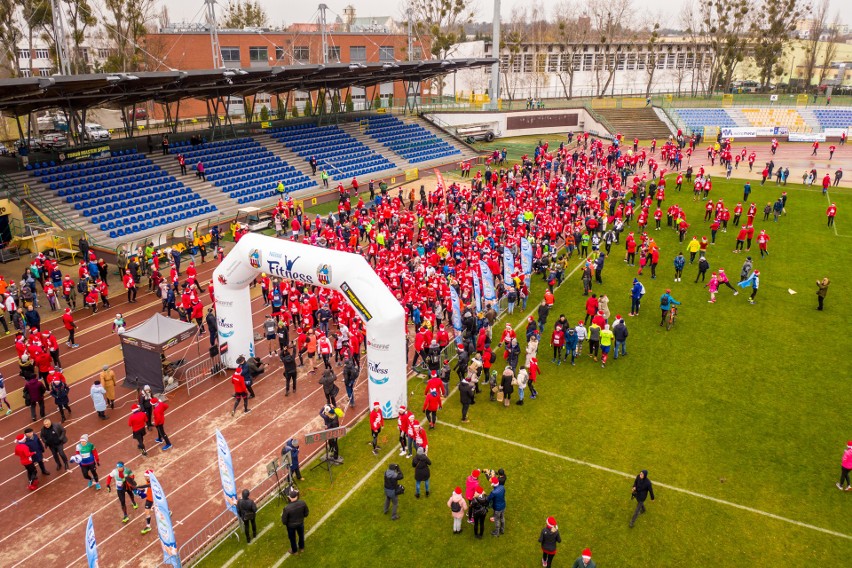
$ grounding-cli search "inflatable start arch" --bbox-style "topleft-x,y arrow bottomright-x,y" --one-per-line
213,233 -> 407,417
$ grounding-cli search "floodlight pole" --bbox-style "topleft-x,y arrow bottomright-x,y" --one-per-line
407,8 -> 413,62
206,0 -> 224,69
51,0 -> 71,75
489,0 -> 501,109
319,4 -> 329,64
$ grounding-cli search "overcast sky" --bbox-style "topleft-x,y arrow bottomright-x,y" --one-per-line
162,0 -> 850,29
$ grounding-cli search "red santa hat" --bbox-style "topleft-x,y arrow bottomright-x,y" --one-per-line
233,367 -> 243,375
131,404 -> 139,412
399,404 -> 406,411
490,476 -> 499,486
472,469 -> 480,477
151,398 -> 160,405
546,516 -> 557,528
475,485 -> 484,493
373,402 -> 380,408
16,434 -> 26,443
582,548 -> 592,559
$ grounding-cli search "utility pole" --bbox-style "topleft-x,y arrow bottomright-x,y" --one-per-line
407,8 -> 413,62
206,0 -> 223,69
490,0 -> 501,109
319,3 -> 329,64
51,0 -> 71,75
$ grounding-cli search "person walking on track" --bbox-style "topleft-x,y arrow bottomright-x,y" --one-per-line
40,419 -> 69,470
14,434 -> 38,491
136,469 -> 156,535
74,434 -> 101,490
128,404 -> 149,456
105,461 -> 139,523
152,397 -> 173,451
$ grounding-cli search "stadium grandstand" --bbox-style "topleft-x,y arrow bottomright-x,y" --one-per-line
669,106 -> 851,136
0,59 -> 492,248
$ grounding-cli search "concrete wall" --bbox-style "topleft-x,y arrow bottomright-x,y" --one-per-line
426,108 -> 612,138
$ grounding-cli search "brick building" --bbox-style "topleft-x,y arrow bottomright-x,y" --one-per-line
142,29 -> 429,118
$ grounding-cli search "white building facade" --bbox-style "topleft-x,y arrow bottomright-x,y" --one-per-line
451,39 -> 714,100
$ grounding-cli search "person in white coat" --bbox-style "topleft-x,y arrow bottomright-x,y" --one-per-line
515,367 -> 529,406
90,380 -> 108,419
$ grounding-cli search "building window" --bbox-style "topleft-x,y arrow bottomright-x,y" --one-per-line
582,53 -> 592,71
616,53 -> 626,71
294,46 -> 309,62
221,47 -> 240,62
499,54 -> 510,72
327,46 -> 341,62
249,47 -> 268,62
626,53 -> 637,70
35,49 -> 50,60
21,69 -> 31,77
18,49 -> 30,59
275,46 -> 285,61
38,67 -> 51,76
547,53 -> 559,73
350,46 -> 366,62
97,48 -> 110,59
511,54 -> 522,73
379,46 -> 394,61
523,53 -> 533,72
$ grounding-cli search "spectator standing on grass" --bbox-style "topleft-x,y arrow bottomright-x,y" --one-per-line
695,255 -> 710,283
383,463 -> 404,520
448,486 -> 468,534
629,278 -> 644,317
488,475 -> 506,536
659,289 -> 681,327
629,469 -> 655,528
459,377 -> 475,423
816,278 -> 830,311
282,489 -> 309,554
837,441 -> 852,491
412,447 -> 431,498
369,402 -> 384,455
471,485 -> 489,539
571,548 -> 596,568
539,516 -> 562,568
237,489 -> 258,543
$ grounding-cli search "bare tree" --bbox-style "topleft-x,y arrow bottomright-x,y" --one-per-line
500,6 -> 527,102
406,0 -> 474,96
103,0 -> 156,72
643,22 -> 661,97
750,0 -> 809,90
554,1 -> 589,100
590,0 -> 632,97
801,0 -> 830,90
816,14 -> 841,87
0,0 -> 22,77
692,0 -> 750,95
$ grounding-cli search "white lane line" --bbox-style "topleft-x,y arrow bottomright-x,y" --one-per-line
221,549 -> 244,568
442,422 -> 852,542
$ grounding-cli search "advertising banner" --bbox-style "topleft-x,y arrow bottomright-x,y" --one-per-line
215,429 -> 239,518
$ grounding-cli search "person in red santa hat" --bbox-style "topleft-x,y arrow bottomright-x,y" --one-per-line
369,401 -> 384,455
15,434 -> 38,490
231,367 -> 250,416
538,516 -> 562,567
571,547 -> 595,568
128,403 -> 148,456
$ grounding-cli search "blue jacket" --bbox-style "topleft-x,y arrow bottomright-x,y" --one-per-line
674,255 -> 685,270
488,485 -> 506,512
284,439 -> 300,469
631,281 -> 644,300
564,329 -> 578,350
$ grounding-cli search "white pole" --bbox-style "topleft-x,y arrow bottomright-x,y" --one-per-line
490,0 -> 501,109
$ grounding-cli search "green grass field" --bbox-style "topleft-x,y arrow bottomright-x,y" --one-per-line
197,153 -> 852,567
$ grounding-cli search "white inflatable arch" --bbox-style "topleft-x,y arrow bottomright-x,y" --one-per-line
213,233 -> 407,417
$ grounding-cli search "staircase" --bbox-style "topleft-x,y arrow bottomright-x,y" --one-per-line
595,107 -> 674,140
795,109 -> 824,133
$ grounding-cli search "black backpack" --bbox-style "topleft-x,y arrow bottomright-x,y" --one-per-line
451,501 -> 462,513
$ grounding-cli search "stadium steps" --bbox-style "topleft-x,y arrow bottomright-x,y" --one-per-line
595,107 -> 674,140
148,154 -> 234,213
724,109 -> 751,127
252,134 -> 322,186
795,109 -> 824,132
407,117 -> 480,160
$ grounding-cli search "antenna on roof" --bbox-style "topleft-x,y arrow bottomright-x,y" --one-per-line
205,0 -> 224,69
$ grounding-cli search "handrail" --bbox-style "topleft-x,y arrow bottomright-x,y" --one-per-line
582,104 -> 616,137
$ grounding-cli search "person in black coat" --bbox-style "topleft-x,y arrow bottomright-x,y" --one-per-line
411,447 -> 431,498
319,405 -> 341,463
383,463 -> 404,520
280,345 -> 298,396
459,377 -> 475,423
630,469 -> 655,527
282,489 -> 309,554
205,308 -> 218,347
24,428 -> 49,475
237,489 -> 258,543
40,419 -> 69,470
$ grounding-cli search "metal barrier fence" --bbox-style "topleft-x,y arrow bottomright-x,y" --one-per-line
184,352 -> 226,397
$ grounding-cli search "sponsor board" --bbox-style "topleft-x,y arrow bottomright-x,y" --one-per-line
265,254 -> 314,284
825,128 -> 849,137
340,281 -> 372,321
366,339 -> 390,351
788,132 -> 826,142
720,127 -> 757,138
217,316 -> 235,338
61,145 -> 111,161
754,127 -> 789,136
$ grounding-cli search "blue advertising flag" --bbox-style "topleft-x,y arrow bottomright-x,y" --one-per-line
85,515 -> 99,568
148,472 -> 181,568
503,247 -> 515,284
449,286 -> 463,333
215,429 -> 239,518
472,273 -> 482,313
479,260 -> 496,301
520,238 -> 533,286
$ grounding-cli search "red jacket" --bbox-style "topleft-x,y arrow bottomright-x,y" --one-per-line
369,409 -> 384,432
423,391 -> 442,412
128,410 -> 148,432
152,402 -> 169,426
62,313 -> 76,331
231,373 -> 247,394
15,442 -> 34,465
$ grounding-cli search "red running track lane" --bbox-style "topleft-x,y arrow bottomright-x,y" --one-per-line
1,262 -> 383,568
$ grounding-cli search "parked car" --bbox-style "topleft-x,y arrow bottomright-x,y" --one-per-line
40,132 -> 67,148
82,123 -> 111,141
121,108 -> 148,121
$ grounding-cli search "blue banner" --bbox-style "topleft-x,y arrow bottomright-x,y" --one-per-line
85,515 -> 98,568
449,286 -> 462,333
472,273 -> 482,313
520,237 -> 533,287
149,472 -> 181,568
216,429 -> 239,518
479,260 -> 496,301
503,247 -> 515,284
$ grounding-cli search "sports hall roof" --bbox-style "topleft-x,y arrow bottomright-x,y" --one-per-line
0,59 -> 496,116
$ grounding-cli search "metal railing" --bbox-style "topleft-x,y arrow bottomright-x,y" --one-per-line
184,352 -> 226,397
